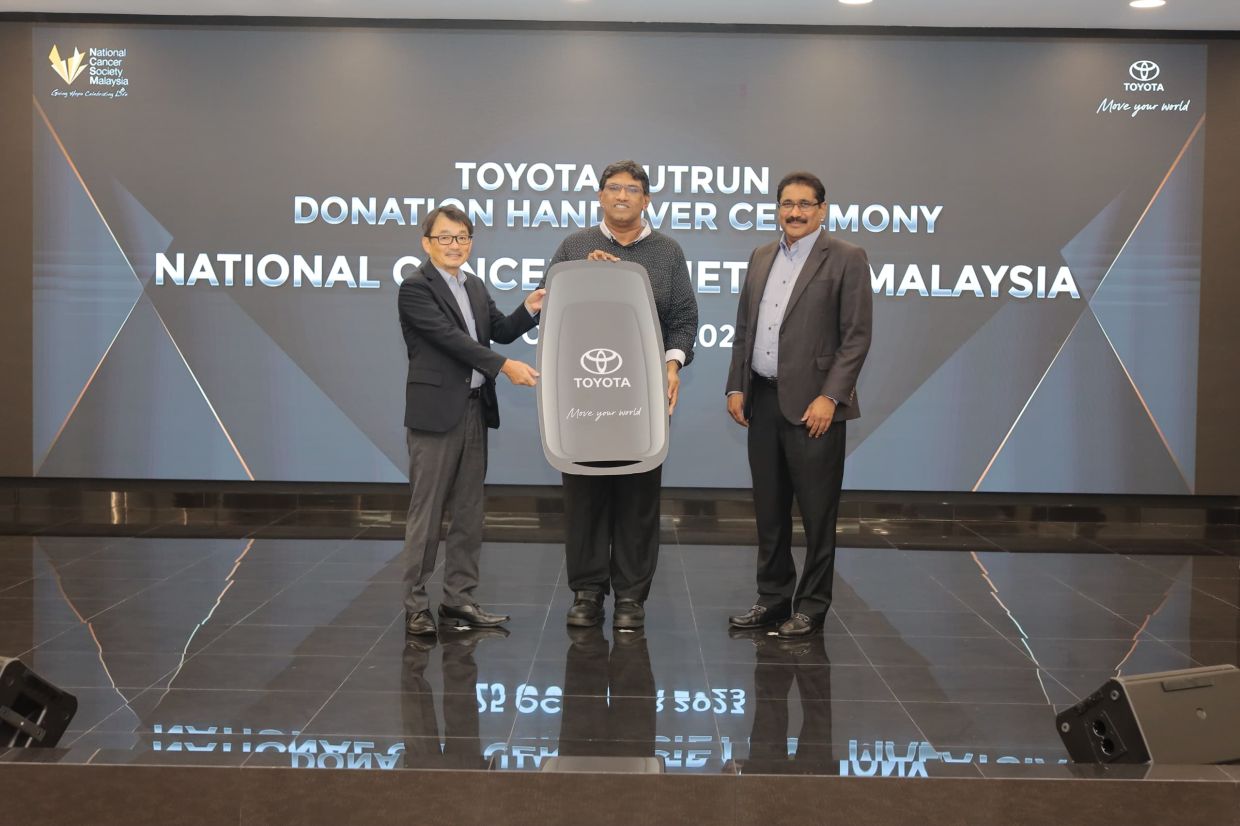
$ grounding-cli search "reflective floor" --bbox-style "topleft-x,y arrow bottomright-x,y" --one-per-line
2,517 -> 1238,780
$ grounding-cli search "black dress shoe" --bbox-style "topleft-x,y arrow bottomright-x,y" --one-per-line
438,602 -> 510,628
440,625 -> 510,649
728,604 -> 791,629
405,609 -> 437,637
777,612 -> 823,638
774,637 -> 814,657
613,598 -> 645,630
612,627 -> 647,647
405,634 -> 438,653
727,626 -> 774,644
566,591 -> 604,627
566,624 -> 607,648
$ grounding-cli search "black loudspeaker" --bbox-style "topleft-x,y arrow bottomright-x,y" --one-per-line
1056,664 -> 1240,764
0,657 -> 78,748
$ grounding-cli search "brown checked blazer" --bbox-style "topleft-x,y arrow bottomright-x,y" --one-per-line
725,231 -> 873,424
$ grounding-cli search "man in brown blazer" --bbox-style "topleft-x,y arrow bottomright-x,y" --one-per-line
725,171 -> 873,638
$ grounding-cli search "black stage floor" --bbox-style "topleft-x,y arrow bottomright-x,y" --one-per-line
1,485 -> 1238,825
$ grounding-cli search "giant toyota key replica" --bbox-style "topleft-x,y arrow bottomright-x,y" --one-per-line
536,261 -> 668,476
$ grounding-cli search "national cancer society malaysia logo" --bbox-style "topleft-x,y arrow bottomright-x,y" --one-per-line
580,348 -> 623,376
47,43 -> 130,98
48,45 -> 86,84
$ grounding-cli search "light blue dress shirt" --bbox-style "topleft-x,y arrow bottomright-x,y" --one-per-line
436,266 -> 485,389
751,227 -> 821,379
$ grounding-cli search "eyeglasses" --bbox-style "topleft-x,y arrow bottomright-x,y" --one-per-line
778,200 -> 823,212
603,183 -> 645,196
428,233 -> 473,246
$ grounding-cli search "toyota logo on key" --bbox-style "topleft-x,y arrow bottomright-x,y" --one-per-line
580,348 -> 623,376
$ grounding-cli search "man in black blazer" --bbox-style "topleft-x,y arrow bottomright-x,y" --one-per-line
725,172 -> 873,638
398,205 -> 544,636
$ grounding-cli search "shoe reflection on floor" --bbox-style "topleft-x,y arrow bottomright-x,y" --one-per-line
558,626 -> 657,759
730,628 -> 834,774
400,626 -> 510,770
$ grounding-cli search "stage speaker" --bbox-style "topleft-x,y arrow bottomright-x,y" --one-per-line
0,656 -> 78,748
1056,664 -> 1240,764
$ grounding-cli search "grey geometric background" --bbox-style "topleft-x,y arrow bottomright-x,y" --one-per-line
848,122 -> 1203,494
31,25 -> 1206,492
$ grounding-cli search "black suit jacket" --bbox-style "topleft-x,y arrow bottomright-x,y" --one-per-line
398,259 -> 537,432
726,231 -> 873,424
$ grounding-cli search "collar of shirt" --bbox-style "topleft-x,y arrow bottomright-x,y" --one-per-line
599,219 -> 652,247
778,226 -> 823,260
434,264 -> 467,286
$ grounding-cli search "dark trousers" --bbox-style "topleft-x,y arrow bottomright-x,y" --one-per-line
562,466 -> 662,601
402,398 -> 487,614
747,377 -> 846,619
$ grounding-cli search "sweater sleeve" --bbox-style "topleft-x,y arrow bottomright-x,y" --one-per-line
659,242 -> 699,368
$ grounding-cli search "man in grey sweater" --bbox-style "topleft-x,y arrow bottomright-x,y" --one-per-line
547,160 -> 699,630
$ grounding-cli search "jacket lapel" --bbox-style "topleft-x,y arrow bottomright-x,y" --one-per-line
423,262 -> 468,331
781,230 -> 831,323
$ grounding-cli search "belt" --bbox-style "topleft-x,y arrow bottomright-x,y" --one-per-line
467,388 -> 482,399
752,373 -> 778,387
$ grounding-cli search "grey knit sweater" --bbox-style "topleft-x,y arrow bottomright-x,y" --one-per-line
548,227 -> 699,367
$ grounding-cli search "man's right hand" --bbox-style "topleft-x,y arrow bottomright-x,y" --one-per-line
500,359 -> 539,387
726,393 -> 748,427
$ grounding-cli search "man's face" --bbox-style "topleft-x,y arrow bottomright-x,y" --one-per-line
777,182 -> 826,244
599,171 -> 650,230
421,216 -> 473,275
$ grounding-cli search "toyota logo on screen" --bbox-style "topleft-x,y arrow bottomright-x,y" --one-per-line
1129,60 -> 1160,82
580,348 -> 623,376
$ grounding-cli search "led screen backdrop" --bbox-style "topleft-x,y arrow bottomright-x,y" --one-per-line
31,24 -> 1206,492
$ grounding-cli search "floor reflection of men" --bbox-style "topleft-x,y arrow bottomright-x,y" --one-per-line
401,628 -> 508,769
559,627 -> 656,757
733,630 -> 834,773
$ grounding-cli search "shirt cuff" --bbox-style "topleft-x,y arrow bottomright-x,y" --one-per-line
665,349 -> 686,366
